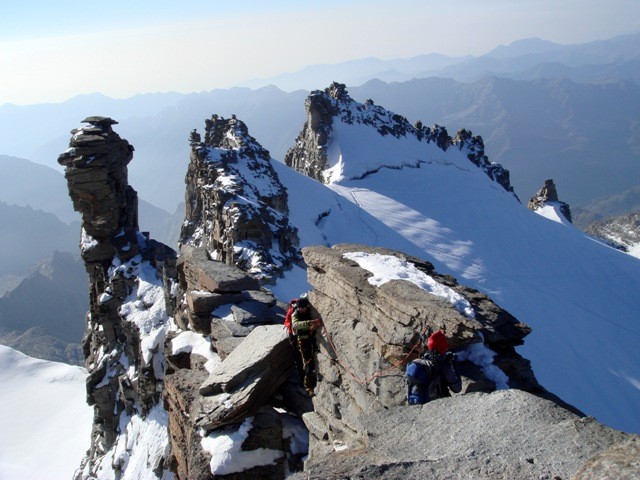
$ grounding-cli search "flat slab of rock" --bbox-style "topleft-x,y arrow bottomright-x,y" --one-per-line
186,290 -> 245,314
196,325 -> 295,431
178,245 -> 260,293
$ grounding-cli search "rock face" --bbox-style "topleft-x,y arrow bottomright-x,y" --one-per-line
164,245 -> 312,479
293,389 -> 638,480
58,117 -> 177,478
528,178 -> 573,222
284,82 -> 517,197
165,221 -> 316,479
582,210 -> 640,258
181,115 -> 300,283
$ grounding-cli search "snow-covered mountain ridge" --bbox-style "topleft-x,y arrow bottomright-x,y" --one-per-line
161,83 -> 639,476
285,82 -> 516,197
181,115 -> 299,282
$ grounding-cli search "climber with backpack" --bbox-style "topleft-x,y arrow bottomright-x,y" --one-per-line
287,292 -> 323,396
284,297 -> 304,382
405,330 -> 461,405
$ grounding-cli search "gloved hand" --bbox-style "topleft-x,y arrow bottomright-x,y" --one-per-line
445,351 -> 456,363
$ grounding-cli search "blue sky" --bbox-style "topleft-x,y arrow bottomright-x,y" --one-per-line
1,0 -> 638,105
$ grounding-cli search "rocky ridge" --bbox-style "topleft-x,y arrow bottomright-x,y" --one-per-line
299,245 -> 564,450
293,389 -> 637,480
164,242 -> 312,479
163,116 -> 314,478
284,243 -> 638,479
528,178 -> 573,222
284,82 -> 517,197
582,210 -> 640,258
57,109 -> 640,479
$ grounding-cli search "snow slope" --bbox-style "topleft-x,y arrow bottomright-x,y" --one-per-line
270,104 -> 640,434
0,345 -> 92,479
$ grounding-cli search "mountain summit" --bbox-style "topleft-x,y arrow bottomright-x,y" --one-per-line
285,82 -> 516,197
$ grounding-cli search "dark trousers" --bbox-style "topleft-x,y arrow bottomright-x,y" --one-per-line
297,335 -> 316,391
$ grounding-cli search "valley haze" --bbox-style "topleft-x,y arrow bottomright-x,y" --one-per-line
1,0 -> 639,106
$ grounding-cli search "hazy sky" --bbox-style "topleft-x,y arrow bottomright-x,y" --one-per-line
1,0 -> 638,106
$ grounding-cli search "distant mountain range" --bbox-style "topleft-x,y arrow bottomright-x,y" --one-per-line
573,185 -> 640,226
0,251 -> 87,364
1,34 -> 638,218
240,34 -> 640,89
0,201 -> 79,276
0,155 -> 179,249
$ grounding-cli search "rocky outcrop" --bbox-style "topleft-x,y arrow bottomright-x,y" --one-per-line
299,244 -> 545,451
164,241 -> 313,479
58,117 -> 176,478
283,83 -> 341,181
528,178 -> 573,222
171,244 -> 288,355
181,115 -> 300,283
452,128 -> 518,198
284,82 -> 517,197
293,243 -> 638,479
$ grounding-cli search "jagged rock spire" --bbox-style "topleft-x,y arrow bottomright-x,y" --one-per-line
451,128 -> 519,198
58,117 -> 176,478
58,116 -> 138,248
181,114 -> 300,283
528,179 -> 572,223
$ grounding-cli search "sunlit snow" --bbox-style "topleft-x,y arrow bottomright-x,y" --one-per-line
200,417 -> 282,475
0,346 -> 92,480
342,251 -> 475,318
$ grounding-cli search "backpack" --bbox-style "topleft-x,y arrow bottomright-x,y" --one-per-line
284,299 -> 298,335
405,355 -> 443,404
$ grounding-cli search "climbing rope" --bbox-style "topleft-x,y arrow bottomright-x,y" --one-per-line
318,320 -> 431,386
